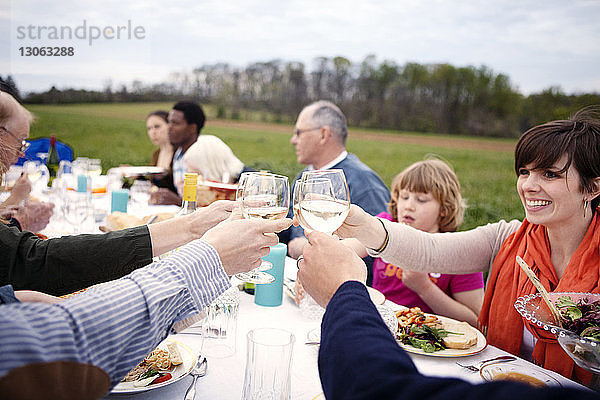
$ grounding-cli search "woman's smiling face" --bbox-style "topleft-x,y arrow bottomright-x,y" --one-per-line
517,154 -> 586,228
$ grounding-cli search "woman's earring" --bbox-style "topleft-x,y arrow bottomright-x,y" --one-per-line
584,200 -> 589,218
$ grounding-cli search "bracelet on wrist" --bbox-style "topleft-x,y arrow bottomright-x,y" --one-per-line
368,218 -> 389,254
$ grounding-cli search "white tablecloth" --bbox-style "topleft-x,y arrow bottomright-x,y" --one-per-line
43,194 -> 588,397
102,258 -> 587,400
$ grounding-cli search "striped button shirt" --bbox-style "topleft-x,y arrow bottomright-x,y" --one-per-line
0,239 -> 230,388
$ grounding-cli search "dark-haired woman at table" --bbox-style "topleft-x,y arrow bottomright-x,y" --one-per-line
146,110 -> 173,170
333,105 -> 600,384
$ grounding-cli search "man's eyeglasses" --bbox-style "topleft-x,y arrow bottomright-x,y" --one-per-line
293,126 -> 322,137
0,126 -> 30,153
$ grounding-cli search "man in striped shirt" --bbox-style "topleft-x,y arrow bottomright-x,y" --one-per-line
0,216 -> 291,398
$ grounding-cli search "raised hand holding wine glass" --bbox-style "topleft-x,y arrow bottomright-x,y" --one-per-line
295,169 -> 350,235
235,172 -> 290,284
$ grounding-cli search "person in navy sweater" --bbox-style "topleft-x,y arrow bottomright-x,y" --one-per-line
297,231 -> 597,400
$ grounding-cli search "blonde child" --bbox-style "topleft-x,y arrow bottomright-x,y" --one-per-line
355,158 -> 483,326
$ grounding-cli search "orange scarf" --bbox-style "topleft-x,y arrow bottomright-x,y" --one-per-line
477,211 -> 600,384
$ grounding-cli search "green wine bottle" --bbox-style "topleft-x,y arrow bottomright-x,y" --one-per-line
46,135 -> 60,186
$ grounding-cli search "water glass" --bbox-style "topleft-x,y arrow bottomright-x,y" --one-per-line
242,328 -> 295,400
71,157 -> 89,177
202,287 -> 239,358
130,180 -> 152,206
63,191 -> 90,234
87,159 -> 102,177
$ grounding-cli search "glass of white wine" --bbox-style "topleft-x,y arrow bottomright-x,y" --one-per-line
295,169 -> 350,235
235,172 -> 290,284
23,160 -> 49,195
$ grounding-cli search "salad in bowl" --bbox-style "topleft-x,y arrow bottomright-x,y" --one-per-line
514,292 -> 600,373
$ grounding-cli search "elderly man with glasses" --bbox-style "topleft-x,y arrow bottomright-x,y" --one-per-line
281,100 -> 390,286
0,93 -> 54,232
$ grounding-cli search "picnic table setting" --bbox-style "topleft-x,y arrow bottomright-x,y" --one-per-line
3,99 -> 600,400
11,160 -> 589,399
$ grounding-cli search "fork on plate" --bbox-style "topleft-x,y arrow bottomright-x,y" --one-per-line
456,355 -> 516,372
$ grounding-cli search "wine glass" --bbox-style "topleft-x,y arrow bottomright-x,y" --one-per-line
23,160 -> 49,195
87,159 -> 102,177
63,191 -> 90,234
235,172 -> 290,284
295,169 -> 350,235
130,180 -> 152,207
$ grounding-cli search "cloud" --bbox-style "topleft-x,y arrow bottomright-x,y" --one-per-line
3,0 -> 599,94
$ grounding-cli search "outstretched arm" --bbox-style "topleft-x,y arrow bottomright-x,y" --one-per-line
299,232 -> 588,400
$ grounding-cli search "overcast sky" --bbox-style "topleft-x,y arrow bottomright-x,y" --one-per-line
2,0 -> 599,95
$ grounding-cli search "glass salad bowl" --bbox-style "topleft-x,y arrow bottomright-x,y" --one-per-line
514,292 -> 600,374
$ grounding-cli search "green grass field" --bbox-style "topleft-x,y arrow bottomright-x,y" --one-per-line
26,102 -> 524,230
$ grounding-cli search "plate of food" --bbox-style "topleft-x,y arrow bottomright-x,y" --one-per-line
111,338 -> 197,394
196,180 -> 237,206
395,307 -> 487,357
480,363 -> 562,387
514,291 -> 600,373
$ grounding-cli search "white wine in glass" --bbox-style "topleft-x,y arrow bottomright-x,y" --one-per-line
295,169 -> 350,235
235,172 -> 290,284
242,194 -> 288,220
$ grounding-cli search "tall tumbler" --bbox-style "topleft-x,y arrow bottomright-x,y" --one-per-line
202,287 -> 239,358
242,328 -> 295,400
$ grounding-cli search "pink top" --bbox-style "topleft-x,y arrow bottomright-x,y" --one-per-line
372,212 -> 484,312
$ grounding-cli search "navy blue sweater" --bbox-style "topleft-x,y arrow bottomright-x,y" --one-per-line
318,281 -> 597,400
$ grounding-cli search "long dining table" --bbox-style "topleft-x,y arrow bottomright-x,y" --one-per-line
38,190 -> 589,399
101,256 -> 588,400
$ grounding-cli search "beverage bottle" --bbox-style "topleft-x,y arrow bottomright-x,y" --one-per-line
243,282 -> 255,295
46,135 -> 60,186
176,172 -> 198,217
158,173 -> 198,260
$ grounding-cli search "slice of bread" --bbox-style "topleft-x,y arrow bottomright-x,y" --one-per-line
166,342 -> 183,366
442,321 -> 478,349
105,212 -> 143,230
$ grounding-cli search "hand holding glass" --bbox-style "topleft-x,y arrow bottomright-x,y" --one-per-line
235,172 -> 289,284
294,169 -> 350,235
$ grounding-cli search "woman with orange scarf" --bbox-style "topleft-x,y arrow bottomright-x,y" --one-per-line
332,105 -> 600,384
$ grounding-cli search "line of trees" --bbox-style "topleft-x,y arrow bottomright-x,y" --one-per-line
17,55 -> 600,138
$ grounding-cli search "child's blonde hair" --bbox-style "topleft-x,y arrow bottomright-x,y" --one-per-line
389,157 -> 465,232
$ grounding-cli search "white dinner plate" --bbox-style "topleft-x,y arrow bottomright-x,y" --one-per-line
398,314 -> 487,357
117,166 -> 167,176
307,304 -> 397,343
285,282 -> 385,306
111,339 -> 197,394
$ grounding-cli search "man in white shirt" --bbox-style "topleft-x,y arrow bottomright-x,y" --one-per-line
150,100 -> 205,205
